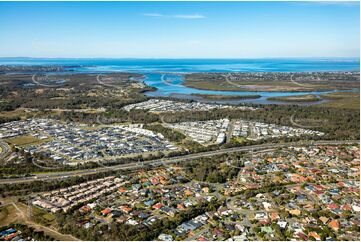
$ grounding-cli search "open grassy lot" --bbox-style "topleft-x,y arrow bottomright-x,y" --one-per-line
231,136 -> 246,144
0,205 -> 17,227
0,206 -> 9,224
0,109 -> 28,119
317,92 -> 360,109
4,135 -> 44,146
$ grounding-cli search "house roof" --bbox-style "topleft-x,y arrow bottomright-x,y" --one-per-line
328,220 -> 340,230
152,203 -> 164,209
101,208 -> 111,215
319,216 -> 329,224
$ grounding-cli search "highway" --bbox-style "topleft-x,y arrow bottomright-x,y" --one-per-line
0,140 -> 358,185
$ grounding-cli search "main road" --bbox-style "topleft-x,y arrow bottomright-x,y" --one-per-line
0,140 -> 358,185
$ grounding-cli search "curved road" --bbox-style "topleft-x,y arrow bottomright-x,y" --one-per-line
0,140 -> 358,185
0,141 -> 11,160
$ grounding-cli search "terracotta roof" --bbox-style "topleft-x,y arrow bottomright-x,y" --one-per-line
328,220 -> 340,230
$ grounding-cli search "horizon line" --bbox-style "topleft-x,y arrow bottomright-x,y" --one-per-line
0,56 -> 359,60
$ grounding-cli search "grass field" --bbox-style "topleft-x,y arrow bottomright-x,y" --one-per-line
0,205 -> 17,227
0,109 -> 28,119
5,135 -> 45,146
0,206 -> 9,224
231,137 -> 246,144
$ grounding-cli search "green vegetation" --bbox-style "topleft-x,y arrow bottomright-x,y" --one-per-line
160,105 -> 359,140
267,94 -> 321,102
32,206 -> 56,226
184,72 -> 359,92
45,199 -> 224,241
5,135 -> 45,147
0,223 -> 55,241
184,153 -> 241,183
191,93 -> 261,100
144,124 -> 186,143
0,207 -> 9,223
318,92 -> 360,109
0,73 -> 149,113
231,136 -> 246,144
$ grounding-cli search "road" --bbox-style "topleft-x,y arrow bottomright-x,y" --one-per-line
0,140 -> 358,185
0,140 -> 11,160
289,73 -> 314,88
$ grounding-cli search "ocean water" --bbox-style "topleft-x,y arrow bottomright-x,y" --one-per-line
0,58 -> 359,104
0,58 -> 359,73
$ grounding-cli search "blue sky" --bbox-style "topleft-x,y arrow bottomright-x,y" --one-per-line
0,1 -> 359,58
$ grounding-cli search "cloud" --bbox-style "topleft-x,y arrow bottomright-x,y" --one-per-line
143,13 -> 206,19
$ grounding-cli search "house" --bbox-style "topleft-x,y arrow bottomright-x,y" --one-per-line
296,232 -> 309,240
340,204 -> 352,211
270,212 -> 280,221
118,187 -> 127,193
116,216 -> 129,224
277,221 -> 287,230
328,203 -> 339,210
138,212 -> 150,219
289,209 -> 301,216
79,205 -> 91,213
144,199 -> 155,207
110,210 -> 122,218
212,228 -> 224,238
319,216 -> 329,224
202,187 -> 210,193
262,202 -> 272,211
177,203 -> 186,210
255,212 -> 268,220
198,236 -> 207,241
120,205 -> 132,214
184,189 -> 193,196
328,220 -> 340,231
152,203 -> 164,210
101,208 -> 111,216
161,206 -> 177,217
83,222 -> 93,229
151,177 -> 159,185
126,219 -> 138,226
158,233 -> 173,241
308,231 -> 321,241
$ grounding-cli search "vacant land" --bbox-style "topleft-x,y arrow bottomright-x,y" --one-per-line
5,135 -> 44,146
0,205 -> 17,227
267,94 -> 321,102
